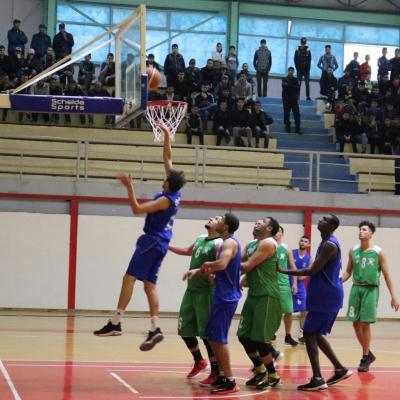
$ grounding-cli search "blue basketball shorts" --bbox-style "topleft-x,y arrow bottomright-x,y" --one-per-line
293,290 -> 307,313
303,311 -> 338,335
205,302 -> 238,345
126,234 -> 169,284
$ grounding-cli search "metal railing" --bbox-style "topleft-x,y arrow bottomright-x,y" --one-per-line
0,134 -> 399,194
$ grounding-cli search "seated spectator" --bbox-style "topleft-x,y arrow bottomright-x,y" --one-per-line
24,48 -> 42,78
64,80 -> 85,125
185,58 -> 200,95
30,24 -> 51,59
251,101 -> 274,148
353,81 -> 370,114
8,19 -> 28,55
383,101 -> 397,120
361,113 -> 382,154
379,73 -> 391,96
218,60 -> 230,83
146,53 -> 160,70
367,99 -> 383,124
225,45 -> 239,83
214,74 -> 232,99
337,68 -> 355,99
99,53 -> 115,87
88,81 -> 112,126
186,104 -> 203,145
381,117 -> 397,154
53,23 -> 74,60
49,76 -> 63,123
346,52 -> 360,82
42,47 -> 55,70
58,63 -> 74,88
233,72 -> 253,107
9,47 -> 25,79
162,86 -> 179,101
0,74 -> 16,121
231,97 -> 252,147
218,88 -> 235,111
320,67 -> 337,110
213,100 -> 231,146
237,63 -> 254,93
211,42 -> 224,70
174,71 -> 190,101
335,111 -> 362,153
14,73 -> 30,122
0,45 -> 12,77
194,83 -> 217,132
78,53 -> 95,94
200,59 -> 218,91
31,79 -> 50,123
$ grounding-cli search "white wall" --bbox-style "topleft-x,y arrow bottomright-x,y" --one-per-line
0,211 -> 399,319
0,0 -> 45,54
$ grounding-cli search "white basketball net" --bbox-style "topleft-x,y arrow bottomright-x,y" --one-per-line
145,101 -> 187,142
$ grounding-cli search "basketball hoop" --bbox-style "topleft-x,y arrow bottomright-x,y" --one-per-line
145,100 -> 187,142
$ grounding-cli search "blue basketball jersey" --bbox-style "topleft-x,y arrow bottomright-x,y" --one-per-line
306,235 -> 344,313
290,249 -> 312,293
143,191 -> 181,242
213,237 -> 242,305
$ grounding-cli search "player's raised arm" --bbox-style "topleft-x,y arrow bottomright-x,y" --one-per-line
169,243 -> 194,256
342,248 -> 354,283
379,251 -> 400,311
159,122 -> 173,174
200,238 -> 237,273
241,239 -> 275,273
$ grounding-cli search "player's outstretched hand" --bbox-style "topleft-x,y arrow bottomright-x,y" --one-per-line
391,298 -> 400,311
157,120 -> 170,136
291,283 -> 298,295
116,173 -> 133,188
183,270 -> 195,281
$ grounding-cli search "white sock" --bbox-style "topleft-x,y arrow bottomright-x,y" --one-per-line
150,316 -> 159,331
111,309 -> 124,325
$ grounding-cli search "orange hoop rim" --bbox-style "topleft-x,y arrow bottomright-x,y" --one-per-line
146,100 -> 187,109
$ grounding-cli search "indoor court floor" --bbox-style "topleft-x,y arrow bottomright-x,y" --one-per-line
0,311 -> 399,400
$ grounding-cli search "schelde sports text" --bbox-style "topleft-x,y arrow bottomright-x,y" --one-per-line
51,98 -> 85,111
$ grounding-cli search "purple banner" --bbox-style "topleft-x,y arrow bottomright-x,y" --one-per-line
10,95 -> 125,114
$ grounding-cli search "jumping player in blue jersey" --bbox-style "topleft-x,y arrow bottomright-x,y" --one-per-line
184,213 -> 241,395
291,235 -> 313,343
278,214 -> 351,391
94,124 -> 186,352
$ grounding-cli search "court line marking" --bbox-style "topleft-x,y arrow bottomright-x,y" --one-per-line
110,372 -> 139,394
0,359 -> 22,400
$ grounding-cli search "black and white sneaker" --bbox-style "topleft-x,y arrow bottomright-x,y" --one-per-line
284,334 -> 298,346
93,321 -> 122,336
298,336 -> 305,344
139,327 -> 164,351
246,371 -> 267,386
272,350 -> 283,364
298,377 -> 328,391
358,351 -> 376,372
211,378 -> 240,395
327,368 -> 352,385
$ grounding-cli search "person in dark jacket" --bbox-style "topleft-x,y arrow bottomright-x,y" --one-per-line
184,58 -> 200,95
53,23 -> 74,60
146,53 -> 160,70
23,48 -> 43,78
294,37 -> 311,100
335,111 -> 361,153
346,52 -> 360,82
7,19 -> 28,55
163,43 -> 185,87
186,104 -> 203,145
194,84 -> 217,132
337,68 -> 355,100
251,101 -> 274,148
282,67 -> 301,133
174,71 -> 190,101
78,53 -> 95,94
253,39 -> 272,97
320,67 -> 338,111
30,24 -> 51,59
63,80 -> 86,125
200,59 -> 218,91
231,97 -> 252,147
42,46 -> 55,70
377,48 -> 391,82
213,100 -> 231,145
389,48 -> 400,81
0,45 -> 12,77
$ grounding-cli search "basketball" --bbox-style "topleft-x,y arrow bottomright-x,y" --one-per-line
147,67 -> 161,91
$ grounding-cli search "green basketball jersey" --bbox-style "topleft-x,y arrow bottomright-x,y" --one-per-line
187,235 -> 222,291
352,244 -> 381,286
277,243 -> 290,287
245,238 -> 280,298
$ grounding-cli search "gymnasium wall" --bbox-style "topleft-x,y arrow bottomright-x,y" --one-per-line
0,210 -> 399,319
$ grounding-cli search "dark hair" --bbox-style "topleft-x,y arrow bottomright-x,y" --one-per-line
148,53 -> 154,59
219,100 -> 227,105
207,58 -> 213,63
229,45 -> 236,49
325,45 -> 331,49
255,101 -> 261,105
301,235 -> 310,240
301,37 -> 307,43
260,39 -> 266,44
59,23 -> 65,29
172,43 -> 178,48
107,52 -> 114,58
278,225 -> 284,234
266,217 -> 279,236
358,220 -> 376,233
13,19 -> 21,24
329,214 -> 340,231
166,169 -> 186,192
237,97 -> 245,103
383,47 -> 387,51
224,213 -> 240,234
288,67 -> 295,71
39,24 -> 47,29
0,45 -> 4,50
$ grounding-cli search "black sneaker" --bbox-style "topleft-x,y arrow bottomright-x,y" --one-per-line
327,368 -> 352,385
298,336 -> 305,344
255,377 -> 270,390
211,378 -> 240,395
93,321 -> 122,336
211,375 -> 225,387
298,377 -> 328,391
285,125 -> 291,133
285,334 -> 298,346
246,371 -> 267,386
358,351 -> 376,372
267,373 -> 281,388
139,327 -> 164,351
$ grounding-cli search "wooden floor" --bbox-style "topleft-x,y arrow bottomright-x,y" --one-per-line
0,311 -> 399,399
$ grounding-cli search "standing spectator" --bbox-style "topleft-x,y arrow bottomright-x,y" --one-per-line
346,52 -> 360,82
64,80 -> 86,125
211,42 -> 224,70
218,87 -> 236,111
251,101 -> 274,148
7,19 -> 28,56
163,44 -> 185,86
253,39 -> 272,97
0,45 -> 12,77
231,97 -> 252,147
320,67 -> 338,112
390,48 -> 400,81
30,24 -> 51,59
214,74 -> 232,99
294,37 -> 311,100
213,100 -> 231,146
99,53 -> 115,87
78,53 -> 95,94
225,46 -> 239,83
42,47 -> 55,70
317,45 -> 339,77
233,72 -> 253,107
185,58 -> 200,95
377,48 -> 391,82
194,83 -> 217,132
282,67 -> 301,134
31,79 -> 50,123
186,104 -> 203,145
200,59 -> 218,91
359,55 -> 371,82
146,53 -> 160,70
53,23 -> 74,60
